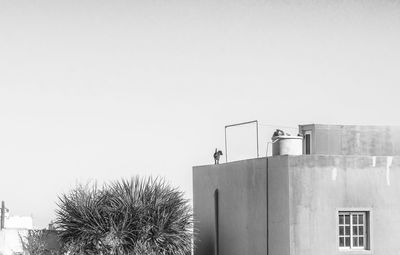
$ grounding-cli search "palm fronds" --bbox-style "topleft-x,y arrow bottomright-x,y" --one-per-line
55,177 -> 193,255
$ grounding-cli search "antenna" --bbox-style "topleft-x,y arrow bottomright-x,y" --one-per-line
224,120 -> 259,163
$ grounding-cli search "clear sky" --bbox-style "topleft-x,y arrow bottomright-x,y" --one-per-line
1,0 -> 400,228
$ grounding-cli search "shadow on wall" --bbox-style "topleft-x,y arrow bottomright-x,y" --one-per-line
0,229 -> 61,255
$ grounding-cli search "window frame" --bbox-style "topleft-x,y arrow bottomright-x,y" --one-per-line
336,208 -> 373,253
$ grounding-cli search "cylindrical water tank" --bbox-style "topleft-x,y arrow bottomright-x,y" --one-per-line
272,135 -> 303,156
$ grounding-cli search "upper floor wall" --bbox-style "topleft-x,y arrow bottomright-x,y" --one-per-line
299,124 -> 400,156
287,155 -> 400,255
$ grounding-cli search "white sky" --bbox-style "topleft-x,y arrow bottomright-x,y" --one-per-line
1,0 -> 400,228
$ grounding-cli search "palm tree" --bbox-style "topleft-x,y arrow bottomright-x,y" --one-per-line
55,177 -> 193,255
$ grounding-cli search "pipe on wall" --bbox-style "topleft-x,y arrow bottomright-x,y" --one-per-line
214,189 -> 219,255
1,201 -> 5,230
266,146 -> 269,255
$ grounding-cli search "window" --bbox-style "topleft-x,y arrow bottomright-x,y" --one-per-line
338,211 -> 370,251
303,130 -> 312,154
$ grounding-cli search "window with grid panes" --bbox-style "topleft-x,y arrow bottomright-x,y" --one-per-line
338,212 -> 369,250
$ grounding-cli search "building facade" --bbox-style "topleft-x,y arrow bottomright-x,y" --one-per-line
193,124 -> 400,255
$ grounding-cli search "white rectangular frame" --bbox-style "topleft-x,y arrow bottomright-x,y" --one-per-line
336,208 -> 373,254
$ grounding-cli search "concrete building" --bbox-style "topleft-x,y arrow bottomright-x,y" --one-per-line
193,124 -> 400,255
4,215 -> 33,229
0,203 -> 59,255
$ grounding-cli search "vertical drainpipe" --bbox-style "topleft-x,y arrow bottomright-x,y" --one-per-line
1,201 -> 5,230
266,153 -> 269,255
214,189 -> 219,255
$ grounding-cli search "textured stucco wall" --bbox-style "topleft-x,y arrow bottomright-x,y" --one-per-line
299,124 -> 400,156
193,158 -> 268,255
267,156 -> 290,255
288,155 -> 400,255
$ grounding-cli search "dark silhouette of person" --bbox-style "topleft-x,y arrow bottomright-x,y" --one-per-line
214,148 -> 223,164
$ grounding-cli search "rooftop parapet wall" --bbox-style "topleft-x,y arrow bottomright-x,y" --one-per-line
299,124 -> 400,156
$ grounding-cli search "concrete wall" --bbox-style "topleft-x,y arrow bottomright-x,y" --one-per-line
193,154 -> 400,255
288,155 -> 400,255
299,124 -> 400,156
193,159 -> 268,255
267,156 -> 290,255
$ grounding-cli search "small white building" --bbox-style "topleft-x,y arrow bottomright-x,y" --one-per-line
4,215 -> 33,229
0,211 -> 34,255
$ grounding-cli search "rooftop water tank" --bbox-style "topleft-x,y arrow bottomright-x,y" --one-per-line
272,135 -> 303,156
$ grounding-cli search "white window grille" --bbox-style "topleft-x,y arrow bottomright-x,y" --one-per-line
338,211 -> 369,250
